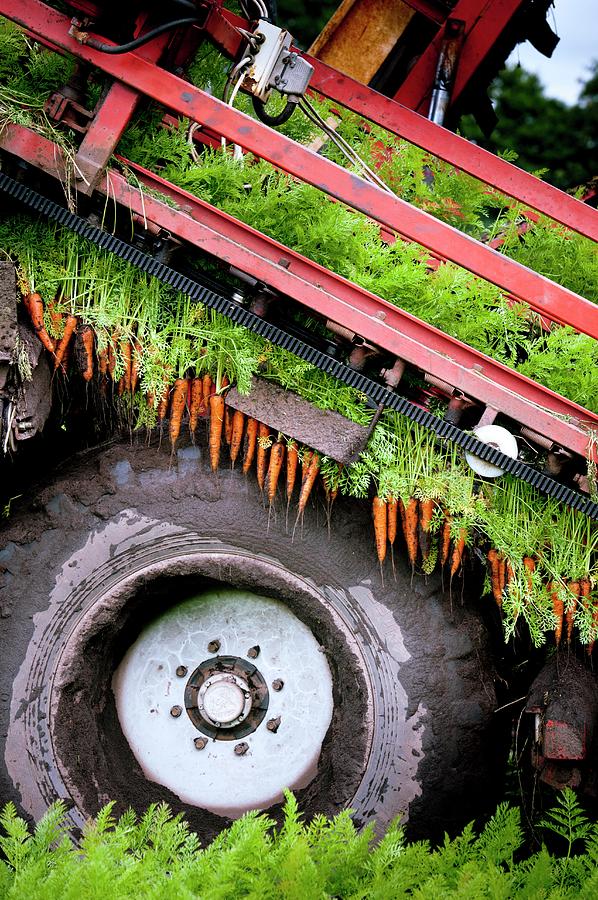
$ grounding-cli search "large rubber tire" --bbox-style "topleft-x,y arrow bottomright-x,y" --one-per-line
0,441 -> 503,840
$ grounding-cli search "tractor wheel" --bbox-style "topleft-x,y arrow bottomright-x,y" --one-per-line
0,441 -> 503,841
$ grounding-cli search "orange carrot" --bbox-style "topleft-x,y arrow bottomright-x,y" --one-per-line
77,323 -> 94,382
242,417 -> 258,474
450,528 -> 467,578
267,440 -> 285,504
200,373 -> 212,416
387,497 -> 398,548
157,381 -> 171,423
301,449 -> 313,485
224,406 -> 233,445
286,443 -> 299,502
372,496 -> 387,564
440,512 -> 451,567
189,377 -> 203,434
523,556 -> 536,593
398,497 -> 408,538
256,423 -> 271,490
549,583 -> 564,646
98,346 -> 109,377
418,497 -> 435,563
107,337 -> 117,380
487,549 -> 503,607
46,297 -> 64,334
209,393 -> 225,471
230,409 -> 245,466
119,340 -> 132,394
566,581 -> 580,644
404,497 -> 418,567
298,453 -> 320,515
54,314 -> 78,370
23,292 -> 55,354
169,378 -> 188,451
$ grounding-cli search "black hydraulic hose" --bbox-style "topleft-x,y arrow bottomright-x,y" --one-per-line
252,94 -> 297,126
85,17 -> 199,54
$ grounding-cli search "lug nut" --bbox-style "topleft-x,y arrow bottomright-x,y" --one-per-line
247,645 -> 260,659
234,742 -> 249,756
272,679 -> 284,692
194,737 -> 208,751
170,705 -> 182,718
176,665 -> 188,678
267,716 -> 281,733
207,639 -> 221,653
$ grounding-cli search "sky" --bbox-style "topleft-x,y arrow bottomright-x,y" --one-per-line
506,0 -> 597,105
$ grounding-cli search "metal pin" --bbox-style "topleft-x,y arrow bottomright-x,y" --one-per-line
176,665 -> 188,678
272,679 -> 284,692
234,742 -> 249,756
207,639 -> 221,653
194,737 -> 208,750
170,705 -> 182,718
247,645 -> 260,659
267,716 -> 281,733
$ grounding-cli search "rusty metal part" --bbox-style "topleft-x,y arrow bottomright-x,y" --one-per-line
225,378 -> 371,464
193,736 -> 208,750
526,656 -> 598,791
170,705 -> 182,717
207,639 -> 221,653
266,716 -> 281,733
308,0 -> 416,85
234,741 -> 249,756
246,645 -> 260,659
176,665 -> 188,677
272,679 -> 284,692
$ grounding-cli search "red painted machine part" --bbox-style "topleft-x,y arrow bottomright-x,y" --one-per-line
1,121 -> 595,460
2,0 -> 597,341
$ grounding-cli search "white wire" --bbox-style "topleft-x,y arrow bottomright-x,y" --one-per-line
221,66 -> 250,160
299,98 -> 394,195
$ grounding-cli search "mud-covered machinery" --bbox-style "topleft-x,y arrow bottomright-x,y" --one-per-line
0,0 -> 597,803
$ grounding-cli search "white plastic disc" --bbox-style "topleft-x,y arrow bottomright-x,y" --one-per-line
112,589 -> 334,819
465,424 -> 518,478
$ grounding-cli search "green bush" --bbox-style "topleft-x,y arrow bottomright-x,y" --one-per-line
2,790 -> 598,898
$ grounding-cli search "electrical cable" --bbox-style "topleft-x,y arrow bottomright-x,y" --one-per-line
299,98 -> 394,194
85,17 -> 199,54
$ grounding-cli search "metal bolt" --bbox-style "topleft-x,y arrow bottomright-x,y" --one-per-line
170,705 -> 182,718
267,716 -> 281,733
272,679 -> 284,692
176,665 -> 188,678
207,639 -> 221,653
234,742 -> 249,756
247,645 -> 260,659
194,737 -> 208,751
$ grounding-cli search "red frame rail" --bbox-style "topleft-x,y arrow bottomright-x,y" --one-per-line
1,122 -> 595,459
219,10 -> 598,245
3,0 -> 597,341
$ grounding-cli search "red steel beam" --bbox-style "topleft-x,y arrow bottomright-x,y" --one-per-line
3,0 -> 597,341
0,122 -> 594,457
217,9 -> 598,244
395,0 -> 527,113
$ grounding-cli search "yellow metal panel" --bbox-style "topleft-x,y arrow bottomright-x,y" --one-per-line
308,0 -> 416,84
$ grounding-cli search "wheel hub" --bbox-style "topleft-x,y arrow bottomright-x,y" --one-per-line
184,655 -> 269,739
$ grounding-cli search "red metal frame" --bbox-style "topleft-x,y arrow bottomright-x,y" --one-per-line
1,121 -> 595,459
215,9 -> 598,244
395,0 -> 527,113
3,0 -> 597,342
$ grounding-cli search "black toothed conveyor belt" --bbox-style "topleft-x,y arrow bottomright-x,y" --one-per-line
1,172 -> 596,520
